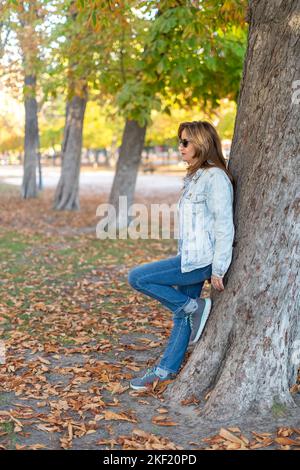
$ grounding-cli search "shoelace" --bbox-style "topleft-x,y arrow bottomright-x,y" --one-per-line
184,312 -> 194,330
143,368 -> 155,379
144,367 -> 172,380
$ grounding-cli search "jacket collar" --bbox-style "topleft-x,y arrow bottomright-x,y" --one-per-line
191,168 -> 205,182
191,161 -> 214,182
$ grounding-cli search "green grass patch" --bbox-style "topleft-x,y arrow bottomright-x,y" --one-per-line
0,236 -> 28,256
0,230 -> 176,341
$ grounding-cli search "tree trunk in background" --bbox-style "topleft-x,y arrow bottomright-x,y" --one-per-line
108,119 -> 147,229
37,150 -> 42,190
166,0 -> 300,422
53,83 -> 87,211
21,74 -> 40,199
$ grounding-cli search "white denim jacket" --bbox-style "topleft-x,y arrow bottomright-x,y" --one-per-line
177,165 -> 235,277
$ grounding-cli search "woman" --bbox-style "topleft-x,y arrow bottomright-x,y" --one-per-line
128,120 -> 235,390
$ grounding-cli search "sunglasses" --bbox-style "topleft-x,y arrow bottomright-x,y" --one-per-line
178,138 -> 192,148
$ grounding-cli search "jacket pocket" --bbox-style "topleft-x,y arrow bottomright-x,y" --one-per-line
189,194 -> 206,203
188,195 -> 206,217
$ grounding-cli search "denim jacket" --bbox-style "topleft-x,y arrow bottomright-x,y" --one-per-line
177,166 -> 235,277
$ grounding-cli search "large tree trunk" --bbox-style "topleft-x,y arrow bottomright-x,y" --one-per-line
21,74 -> 40,199
53,83 -> 87,211
108,119 -> 147,229
166,0 -> 300,422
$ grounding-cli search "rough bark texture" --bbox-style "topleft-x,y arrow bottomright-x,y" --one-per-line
54,85 -> 87,211
37,150 -> 42,190
21,74 -> 39,199
166,0 -> 300,422
108,119 -> 147,229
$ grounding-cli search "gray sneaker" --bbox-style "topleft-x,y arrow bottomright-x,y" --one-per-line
186,298 -> 212,344
130,367 -> 176,391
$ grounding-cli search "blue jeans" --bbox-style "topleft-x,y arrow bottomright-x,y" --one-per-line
127,254 -> 212,376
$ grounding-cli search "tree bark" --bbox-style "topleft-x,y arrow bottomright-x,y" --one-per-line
53,83 -> 87,211
108,119 -> 147,229
166,0 -> 300,422
21,74 -> 39,199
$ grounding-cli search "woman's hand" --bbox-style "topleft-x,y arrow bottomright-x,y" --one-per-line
211,275 -> 224,291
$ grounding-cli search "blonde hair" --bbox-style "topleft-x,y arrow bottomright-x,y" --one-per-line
178,120 -> 234,186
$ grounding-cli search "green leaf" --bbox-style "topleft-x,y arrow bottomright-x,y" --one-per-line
92,10 -> 97,27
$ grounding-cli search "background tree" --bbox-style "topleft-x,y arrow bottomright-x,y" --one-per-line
76,0 -> 149,222
84,0 -> 247,228
50,1 -> 90,210
166,0 -> 300,424
52,0 -> 134,210
1,0 -> 47,198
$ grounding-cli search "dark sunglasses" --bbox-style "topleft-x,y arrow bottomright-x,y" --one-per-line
178,138 -> 191,148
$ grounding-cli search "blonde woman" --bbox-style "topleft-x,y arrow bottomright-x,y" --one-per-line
128,121 -> 235,390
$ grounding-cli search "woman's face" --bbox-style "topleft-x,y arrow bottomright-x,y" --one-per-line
179,128 -> 197,165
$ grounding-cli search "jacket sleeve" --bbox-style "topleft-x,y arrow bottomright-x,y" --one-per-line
206,169 -> 235,277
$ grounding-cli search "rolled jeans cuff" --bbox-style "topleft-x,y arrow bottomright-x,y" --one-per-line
173,297 -> 198,317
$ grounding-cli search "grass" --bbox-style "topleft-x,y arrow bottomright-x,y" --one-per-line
0,392 -> 21,450
0,182 -> 19,194
271,398 -> 288,418
0,229 -> 176,351
0,421 -> 20,450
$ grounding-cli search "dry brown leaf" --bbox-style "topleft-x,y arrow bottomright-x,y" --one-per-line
152,415 -> 178,426
103,410 -> 137,422
239,434 -> 250,445
275,437 -> 300,446
105,382 -> 129,395
156,408 -> 169,414
225,442 -> 242,450
28,444 -> 48,450
132,428 -> 149,438
14,425 -> 22,432
97,438 -> 118,447
277,427 -> 294,437
228,427 -> 241,433
68,423 -> 73,440
37,356 -> 51,365
15,444 -> 27,450
250,438 -> 274,449
181,395 -> 200,406
218,428 -> 245,445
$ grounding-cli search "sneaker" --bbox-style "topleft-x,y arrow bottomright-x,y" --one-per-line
130,367 -> 176,391
186,298 -> 212,344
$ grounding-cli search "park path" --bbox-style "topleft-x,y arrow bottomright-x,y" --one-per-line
0,165 -> 184,196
